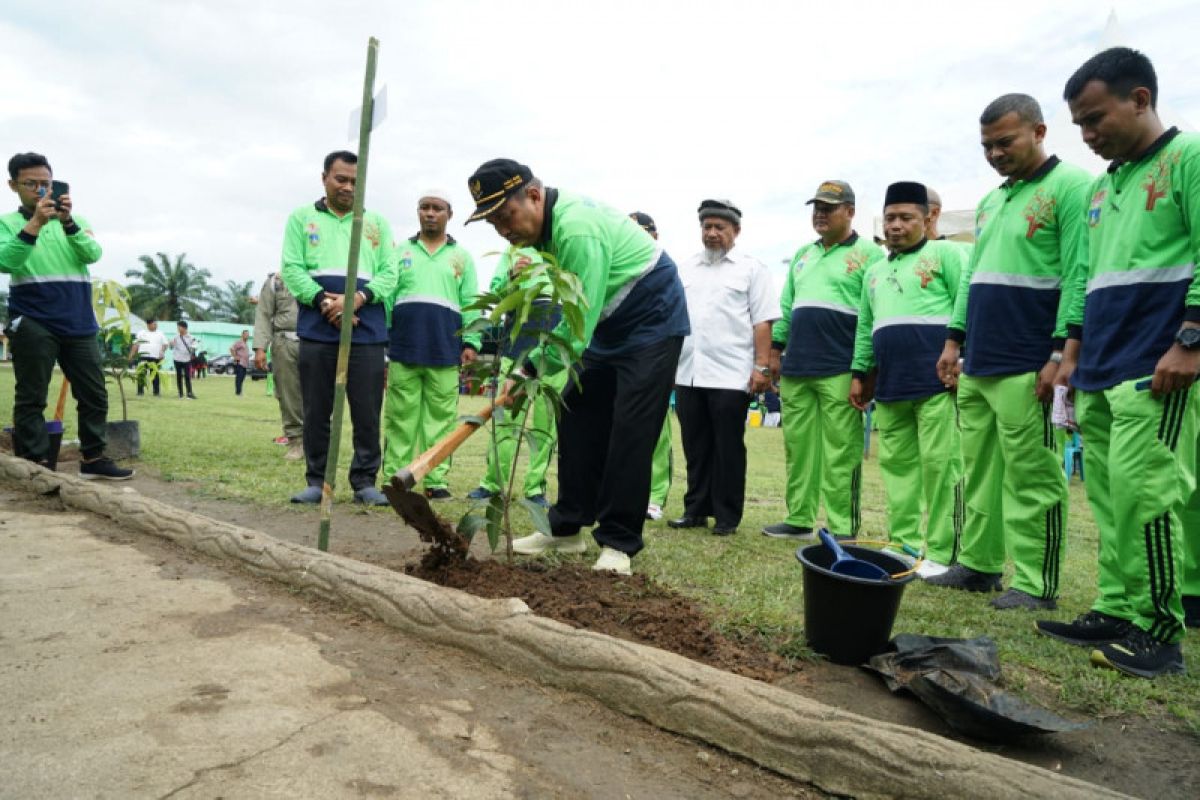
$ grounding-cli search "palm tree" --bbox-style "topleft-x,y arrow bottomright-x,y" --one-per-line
208,279 -> 256,324
125,252 -> 212,321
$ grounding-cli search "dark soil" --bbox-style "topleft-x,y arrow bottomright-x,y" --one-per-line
408,555 -> 788,682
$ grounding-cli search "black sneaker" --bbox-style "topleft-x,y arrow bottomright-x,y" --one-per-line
466,486 -> 494,500
1184,595 -> 1200,629
79,457 -> 134,481
1090,627 -> 1186,679
990,587 -> 1057,611
1036,610 -> 1133,647
425,488 -> 452,500
923,563 -> 1002,592
761,522 -> 814,540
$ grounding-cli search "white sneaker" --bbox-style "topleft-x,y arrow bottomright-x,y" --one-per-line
883,547 -> 917,568
592,547 -> 631,576
511,531 -> 587,555
646,503 -> 663,521
916,559 -> 951,579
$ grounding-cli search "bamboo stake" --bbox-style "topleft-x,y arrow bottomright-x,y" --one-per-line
317,37 -> 379,552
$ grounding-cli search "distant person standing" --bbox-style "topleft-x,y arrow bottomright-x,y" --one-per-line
230,329 -> 251,396
669,199 -> 776,536
629,211 -> 674,522
930,93 -> 1090,606
851,182 -> 967,572
280,150 -> 398,506
0,151 -> 133,479
254,271 -> 303,460
169,321 -> 198,399
382,190 -> 480,500
1039,47 -> 1200,678
764,180 -> 885,540
132,319 -> 167,396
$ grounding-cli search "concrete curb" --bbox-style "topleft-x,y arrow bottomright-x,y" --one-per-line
1,455 -> 1127,800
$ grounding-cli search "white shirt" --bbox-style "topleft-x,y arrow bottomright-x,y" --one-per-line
134,328 -> 168,359
170,334 -> 197,362
675,248 -> 777,391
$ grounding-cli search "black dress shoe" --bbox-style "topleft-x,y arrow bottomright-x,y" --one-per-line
667,516 -> 708,529
712,524 -> 737,536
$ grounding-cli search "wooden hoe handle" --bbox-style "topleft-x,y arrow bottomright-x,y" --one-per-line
391,396 -> 506,490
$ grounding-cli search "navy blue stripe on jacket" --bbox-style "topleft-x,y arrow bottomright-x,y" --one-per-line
1073,277 -> 1189,391
9,280 -> 98,337
963,280 -> 1060,377
587,251 -> 690,358
296,274 -> 387,345
389,299 -> 462,367
502,300 -> 563,362
781,305 -> 857,378
872,323 -> 949,403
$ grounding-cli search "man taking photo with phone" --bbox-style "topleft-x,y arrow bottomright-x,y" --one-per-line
0,152 -> 132,480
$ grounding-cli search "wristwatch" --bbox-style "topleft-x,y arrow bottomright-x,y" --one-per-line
754,365 -> 770,376
1176,328 -> 1200,350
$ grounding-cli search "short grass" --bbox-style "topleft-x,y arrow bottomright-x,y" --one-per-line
3,363 -> 1197,730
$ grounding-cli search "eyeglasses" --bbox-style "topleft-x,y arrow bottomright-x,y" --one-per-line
18,180 -> 52,190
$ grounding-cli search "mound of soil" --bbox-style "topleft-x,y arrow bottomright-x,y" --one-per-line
408,554 -> 789,682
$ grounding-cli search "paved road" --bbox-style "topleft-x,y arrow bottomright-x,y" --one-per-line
0,489 -> 814,799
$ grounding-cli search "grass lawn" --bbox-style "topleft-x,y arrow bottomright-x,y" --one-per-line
2,363 -> 1197,733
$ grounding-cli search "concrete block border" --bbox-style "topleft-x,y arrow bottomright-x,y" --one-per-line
0,455 -> 1125,799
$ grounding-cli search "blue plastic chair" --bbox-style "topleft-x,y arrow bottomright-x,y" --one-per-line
1063,431 -> 1084,481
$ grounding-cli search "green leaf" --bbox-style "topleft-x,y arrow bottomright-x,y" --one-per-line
457,511 -> 486,544
485,494 -> 505,553
519,497 -> 552,535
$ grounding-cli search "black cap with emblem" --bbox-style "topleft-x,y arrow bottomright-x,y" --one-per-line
466,158 -> 534,223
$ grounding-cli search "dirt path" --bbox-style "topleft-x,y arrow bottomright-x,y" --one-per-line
117,472 -> 1200,799
1,487 -> 817,799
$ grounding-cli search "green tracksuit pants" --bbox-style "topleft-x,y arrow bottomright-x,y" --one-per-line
1181,444 -> 1200,601
1077,381 -> 1196,643
874,391 -> 963,564
382,362 -> 460,490
780,373 -> 862,536
479,357 -> 567,498
956,373 -> 1068,598
649,416 -> 673,507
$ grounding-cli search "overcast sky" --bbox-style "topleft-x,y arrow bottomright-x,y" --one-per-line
3,0 -> 1198,296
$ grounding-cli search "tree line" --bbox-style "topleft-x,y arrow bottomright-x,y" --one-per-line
124,252 -> 255,324
1,252 -> 250,328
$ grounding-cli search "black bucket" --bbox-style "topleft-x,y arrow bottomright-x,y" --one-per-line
796,543 -> 914,665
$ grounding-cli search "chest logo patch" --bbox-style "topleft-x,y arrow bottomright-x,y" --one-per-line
1143,150 -> 1180,211
364,221 -> 381,249
914,255 -> 941,289
844,250 -> 869,275
306,222 -> 320,247
1022,189 -> 1057,239
1088,190 -> 1106,227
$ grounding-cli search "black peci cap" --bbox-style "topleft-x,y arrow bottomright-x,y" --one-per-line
629,211 -> 657,234
883,181 -> 929,207
466,158 -> 534,223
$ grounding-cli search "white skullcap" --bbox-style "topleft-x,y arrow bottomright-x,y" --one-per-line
419,188 -> 454,207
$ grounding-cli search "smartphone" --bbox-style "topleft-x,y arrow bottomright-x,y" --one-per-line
50,180 -> 69,210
